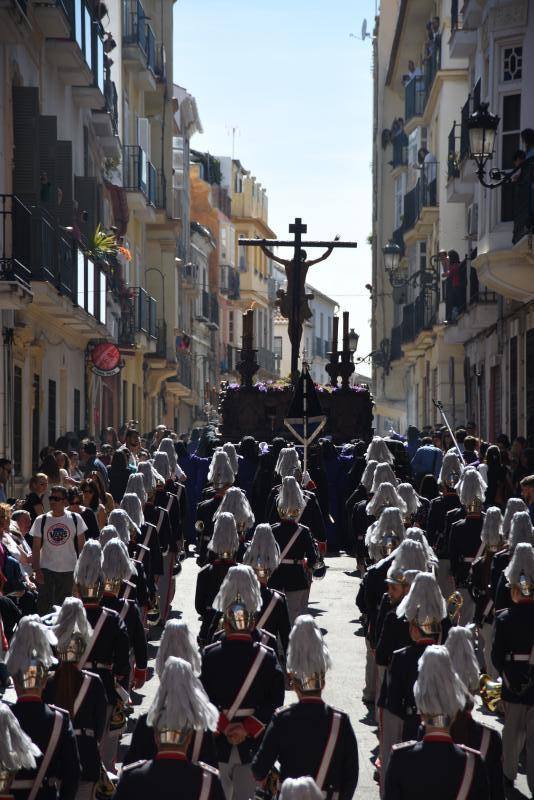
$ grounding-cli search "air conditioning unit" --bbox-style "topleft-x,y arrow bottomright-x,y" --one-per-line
467,203 -> 478,238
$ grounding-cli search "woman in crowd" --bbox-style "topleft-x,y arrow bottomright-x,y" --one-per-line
21,473 -> 48,521
108,448 -> 134,505
80,479 -> 107,529
89,470 -> 114,516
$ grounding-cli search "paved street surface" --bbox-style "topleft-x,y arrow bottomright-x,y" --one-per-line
120,554 -> 530,799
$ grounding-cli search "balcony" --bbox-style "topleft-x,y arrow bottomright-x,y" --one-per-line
449,0 -> 477,59
403,162 -> 439,240
473,157 -> 534,302
122,0 -> 157,91
443,263 -> 498,345
220,265 -> 240,300
0,195 -> 33,308
208,295 -> 219,330
122,145 -> 157,218
404,36 -> 441,128
0,0 -> 31,42
33,0 -> 70,38
181,261 -> 199,294
401,290 -> 438,347
196,289 -> 209,323
118,285 -> 157,347
165,349 -> 193,397
45,0 -> 104,96
446,88 -> 480,203
147,163 -> 166,211
257,347 -> 276,375
92,71 -> 120,158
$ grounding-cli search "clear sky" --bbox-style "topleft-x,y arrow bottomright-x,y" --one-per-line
173,0 -> 376,365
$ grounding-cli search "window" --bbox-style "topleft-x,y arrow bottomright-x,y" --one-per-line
503,46 -> 522,82
74,389 -> 81,433
273,337 -> 282,359
500,93 -> 521,222
238,235 -> 247,272
13,366 -> 22,473
229,310 -> 234,343
32,374 -> 40,472
221,226 -> 228,261
48,379 -> 57,445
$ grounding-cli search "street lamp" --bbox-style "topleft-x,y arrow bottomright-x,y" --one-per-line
348,328 -> 359,357
382,241 -> 439,290
383,239 -> 401,274
468,102 -> 520,188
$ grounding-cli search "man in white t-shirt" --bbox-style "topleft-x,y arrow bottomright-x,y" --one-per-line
30,484 -> 87,615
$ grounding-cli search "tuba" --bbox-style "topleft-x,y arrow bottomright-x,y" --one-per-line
479,674 -> 503,713
446,590 -> 463,624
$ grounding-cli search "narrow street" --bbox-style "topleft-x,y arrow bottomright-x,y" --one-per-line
121,553 -> 530,799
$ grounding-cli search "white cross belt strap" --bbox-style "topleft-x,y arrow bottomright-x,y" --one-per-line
278,526 -> 303,564
198,771 -> 212,800
28,710 -> 63,800
78,608 -> 108,670
192,730 -> 203,763
479,728 -> 491,759
256,595 -> 279,631
456,751 -> 475,800
73,673 -> 92,719
119,601 -> 129,621
315,710 -> 342,791
226,646 -> 268,722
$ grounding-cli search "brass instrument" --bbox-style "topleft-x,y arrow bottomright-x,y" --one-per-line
94,766 -> 117,800
447,590 -> 463,624
254,766 -> 280,800
479,674 -> 503,713
147,596 -> 161,627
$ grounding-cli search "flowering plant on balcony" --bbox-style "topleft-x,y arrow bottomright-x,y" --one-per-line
85,223 -> 119,263
118,245 -> 132,261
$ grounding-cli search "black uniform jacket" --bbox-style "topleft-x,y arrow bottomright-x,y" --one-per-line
450,710 -> 504,800
266,488 -> 326,543
256,585 -> 291,655
426,491 -> 461,554
154,488 -> 182,551
114,755 -> 225,800
124,713 -> 218,768
101,594 -> 148,671
139,520 -> 164,579
491,548 -> 512,608
200,633 -> 285,763
43,669 -> 107,781
268,521 -> 318,592
252,698 -> 358,800
384,735 -> 489,800
195,495 -> 224,566
449,515 -> 484,587
195,560 -> 237,617
375,604 -> 412,669
10,697 -> 81,800
121,559 -> 150,608
144,502 -> 171,567
82,602 -> 131,702
364,554 -> 395,648
492,600 -> 534,704
351,499 -> 375,560
470,551 -> 497,625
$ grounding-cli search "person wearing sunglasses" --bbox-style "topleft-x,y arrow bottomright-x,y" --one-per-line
30,485 -> 88,615
67,488 -> 100,541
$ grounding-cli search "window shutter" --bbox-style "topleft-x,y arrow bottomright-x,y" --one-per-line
74,176 -> 98,241
56,140 -> 74,226
12,86 -> 40,202
137,116 -> 150,157
39,116 -> 58,211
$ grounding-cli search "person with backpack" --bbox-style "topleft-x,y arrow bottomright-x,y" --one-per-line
30,484 -> 87,615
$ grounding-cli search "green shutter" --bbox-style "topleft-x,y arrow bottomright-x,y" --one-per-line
12,86 -> 40,202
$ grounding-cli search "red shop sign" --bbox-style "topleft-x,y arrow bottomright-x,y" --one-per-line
91,342 -> 122,376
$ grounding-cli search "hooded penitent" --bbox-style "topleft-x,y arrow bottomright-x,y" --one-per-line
286,614 -> 331,693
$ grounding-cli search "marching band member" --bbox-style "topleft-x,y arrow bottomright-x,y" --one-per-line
449,469 -> 487,624
195,513 -> 239,647
196,452 -> 235,567
252,615 -> 358,800
492,510 -> 534,613
0,705 -> 41,800
426,452 -> 463,599
213,488 -> 255,563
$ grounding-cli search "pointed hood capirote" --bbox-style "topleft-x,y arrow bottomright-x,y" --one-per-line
155,620 -> 201,678
286,614 -> 331,684
365,436 -> 394,465
146,657 -> 219,734
0,704 -> 41,772
414,645 -> 466,719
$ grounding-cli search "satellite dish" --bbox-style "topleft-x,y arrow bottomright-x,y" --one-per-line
361,19 -> 368,39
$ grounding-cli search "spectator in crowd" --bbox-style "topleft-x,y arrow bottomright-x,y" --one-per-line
88,470 -> 114,516
80,440 -> 109,488
79,479 -> 107,530
463,436 -> 479,465
108,449 -> 135,505
484,445 -> 513,510
5,510 -> 33,576
410,436 -> 443,488
68,450 -> 83,481
520,475 -> 534,524
30,485 -> 87,615
66,488 -> 100,540
405,426 -> 421,460
102,426 -> 119,450
0,458 -> 12,502
418,473 -> 440,502
442,250 -> 463,321
21,473 -> 48,521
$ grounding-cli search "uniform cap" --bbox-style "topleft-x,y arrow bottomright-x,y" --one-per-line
74,539 -> 104,587
6,615 -> 57,676
508,511 -> 534,549
370,463 -> 399,493
286,614 -> 332,680
125,473 -> 147,505
277,476 -> 306,517
100,524 -> 119,547
0,704 -> 41,771
53,597 -> 93,651
386,539 -> 428,583
503,498 -> 528,539
222,442 -> 239,475
414,645 -> 466,718
366,484 -> 407,520
365,507 -> 405,562
505,542 -> 534,590
207,511 -> 239,556
102,538 -> 135,581
397,483 -> 421,516
207,450 -> 234,487
360,460 -> 378,492
445,625 -> 479,695
243,524 -> 281,572
146,657 -> 219,733
365,436 -> 394,465
120,493 -> 144,527
396,572 -> 446,630
275,447 -> 301,479
153,451 -> 171,481
456,468 -> 486,507
213,564 -> 262,614
438,452 -> 463,487
214,487 -> 255,530
155,620 -> 201,678
108,508 -> 140,545
481,507 -> 504,549
279,777 -> 324,800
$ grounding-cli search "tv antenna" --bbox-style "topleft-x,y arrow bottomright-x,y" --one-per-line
226,125 -> 240,160
349,19 -> 371,41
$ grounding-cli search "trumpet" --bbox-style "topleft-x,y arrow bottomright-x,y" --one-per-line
447,590 -> 463,623
479,674 -> 502,713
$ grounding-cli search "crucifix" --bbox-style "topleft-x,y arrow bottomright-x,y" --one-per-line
240,218 -> 357,384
